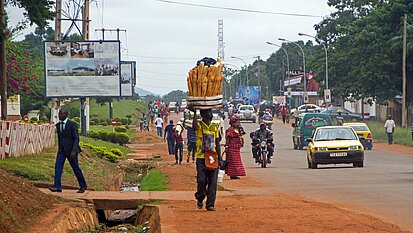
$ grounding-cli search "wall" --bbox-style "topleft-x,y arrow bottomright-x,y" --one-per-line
0,121 -> 55,159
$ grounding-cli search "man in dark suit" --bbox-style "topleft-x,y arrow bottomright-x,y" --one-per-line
49,109 -> 87,193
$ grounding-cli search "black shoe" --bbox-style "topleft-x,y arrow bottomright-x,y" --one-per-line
197,200 -> 203,209
206,206 -> 215,211
230,176 -> 240,180
267,159 -> 271,164
175,161 -> 178,164
49,187 -> 62,192
77,186 -> 87,193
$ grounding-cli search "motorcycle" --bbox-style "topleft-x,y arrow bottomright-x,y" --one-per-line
261,113 -> 274,130
250,132 -> 274,168
140,119 -> 149,131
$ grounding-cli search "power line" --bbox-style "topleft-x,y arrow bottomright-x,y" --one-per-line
153,0 -> 323,18
139,69 -> 186,76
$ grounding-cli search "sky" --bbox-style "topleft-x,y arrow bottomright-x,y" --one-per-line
8,0 -> 333,95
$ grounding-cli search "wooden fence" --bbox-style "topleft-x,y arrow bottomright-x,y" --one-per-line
0,121 -> 55,159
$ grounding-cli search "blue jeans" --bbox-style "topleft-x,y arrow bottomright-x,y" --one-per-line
53,148 -> 87,189
167,139 -> 175,155
156,127 -> 162,137
175,142 -> 183,162
387,132 -> 393,144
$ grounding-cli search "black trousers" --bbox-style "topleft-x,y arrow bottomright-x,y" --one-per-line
195,158 -> 218,208
175,142 -> 183,162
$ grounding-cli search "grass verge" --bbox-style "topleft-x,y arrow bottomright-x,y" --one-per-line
139,169 -> 168,191
90,125 -> 136,138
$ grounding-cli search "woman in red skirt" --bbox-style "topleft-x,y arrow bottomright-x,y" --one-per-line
224,116 -> 246,179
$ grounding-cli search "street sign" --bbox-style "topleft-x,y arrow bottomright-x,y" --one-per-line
287,88 -> 292,98
111,119 -> 117,126
324,89 -> 331,103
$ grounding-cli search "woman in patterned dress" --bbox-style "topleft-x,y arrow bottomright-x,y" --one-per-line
224,116 -> 246,179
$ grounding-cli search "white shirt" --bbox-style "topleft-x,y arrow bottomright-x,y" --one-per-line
384,119 -> 395,133
155,117 -> 163,128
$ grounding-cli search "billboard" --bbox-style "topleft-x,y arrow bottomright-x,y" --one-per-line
121,61 -> 133,97
44,40 -> 121,97
237,86 -> 261,104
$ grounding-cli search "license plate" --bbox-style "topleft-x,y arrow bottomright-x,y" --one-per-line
330,152 -> 347,157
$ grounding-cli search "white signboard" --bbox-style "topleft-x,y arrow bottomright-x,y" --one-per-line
284,77 -> 302,86
121,62 -> 133,97
283,91 -> 318,96
45,40 -> 121,97
324,89 -> 331,103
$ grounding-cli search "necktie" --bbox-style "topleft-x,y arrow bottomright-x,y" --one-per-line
61,122 -> 65,132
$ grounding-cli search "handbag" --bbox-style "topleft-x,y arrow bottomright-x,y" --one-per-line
220,151 -> 229,170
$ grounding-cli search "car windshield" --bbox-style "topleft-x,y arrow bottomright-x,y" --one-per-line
212,115 -> 220,120
315,128 -> 357,141
348,125 -> 369,131
304,116 -> 331,129
240,106 -> 254,111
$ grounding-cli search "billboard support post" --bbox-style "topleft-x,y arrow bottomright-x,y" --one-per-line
80,98 -> 87,136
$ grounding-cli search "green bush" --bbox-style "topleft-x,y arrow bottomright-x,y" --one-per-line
108,132 -> 117,143
30,117 -> 38,122
104,151 -> 118,162
79,142 -> 119,162
97,131 -> 109,141
115,133 -> 129,145
115,126 -> 127,133
87,131 -> 99,139
110,148 -> 123,157
72,117 -> 80,124
120,118 -> 129,125
39,117 -> 49,123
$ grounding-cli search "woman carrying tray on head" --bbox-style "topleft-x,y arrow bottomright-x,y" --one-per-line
224,116 -> 246,180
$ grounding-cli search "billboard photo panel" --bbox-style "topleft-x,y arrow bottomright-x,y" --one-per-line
44,40 -> 121,97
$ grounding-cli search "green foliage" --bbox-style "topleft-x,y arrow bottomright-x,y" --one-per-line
115,133 -> 129,145
110,148 -> 123,157
80,142 -> 119,162
162,90 -> 188,104
115,126 -> 127,133
87,130 -> 129,145
139,169 -> 168,191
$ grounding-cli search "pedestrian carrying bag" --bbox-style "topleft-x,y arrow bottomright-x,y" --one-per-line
201,124 -> 219,170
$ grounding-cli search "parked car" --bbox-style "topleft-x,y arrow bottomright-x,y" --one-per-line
168,101 -> 177,112
236,105 -> 257,123
306,126 -> 365,169
292,113 -> 333,150
343,122 -> 373,150
291,104 -> 322,115
320,106 -> 363,122
181,100 -> 187,111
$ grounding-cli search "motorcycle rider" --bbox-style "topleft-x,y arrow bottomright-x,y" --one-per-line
251,122 -> 274,164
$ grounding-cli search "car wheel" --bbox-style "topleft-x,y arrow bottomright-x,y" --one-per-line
353,161 -> 364,167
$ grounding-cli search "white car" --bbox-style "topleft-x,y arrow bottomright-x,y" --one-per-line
236,105 -> 257,123
291,104 -> 322,115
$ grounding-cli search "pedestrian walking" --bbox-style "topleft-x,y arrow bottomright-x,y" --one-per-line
164,120 -> 176,155
184,120 -> 197,163
173,122 -> 184,164
149,109 -> 155,125
155,114 -> 163,137
281,105 -> 287,124
384,115 -> 395,144
286,106 -> 291,124
224,116 -> 246,179
192,108 -> 221,211
49,109 -> 87,193
219,114 -> 225,143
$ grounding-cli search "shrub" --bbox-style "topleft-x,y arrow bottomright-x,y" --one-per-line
97,131 -> 109,141
72,117 -> 80,125
120,118 -> 129,125
110,148 -> 123,157
79,142 -> 118,162
30,117 -> 38,122
104,151 -> 118,162
107,132 -> 117,143
115,126 -> 127,133
87,131 -> 99,139
115,133 -> 129,144
39,117 -> 49,123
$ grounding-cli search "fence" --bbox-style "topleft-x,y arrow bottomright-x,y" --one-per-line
376,101 -> 413,126
0,121 -> 55,159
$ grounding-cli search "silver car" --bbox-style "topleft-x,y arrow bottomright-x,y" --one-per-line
236,105 -> 257,123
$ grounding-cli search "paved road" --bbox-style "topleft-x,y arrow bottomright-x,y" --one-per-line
238,118 -> 413,231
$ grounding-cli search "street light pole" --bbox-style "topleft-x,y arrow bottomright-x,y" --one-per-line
266,42 -> 290,82
298,33 -> 328,90
279,38 -> 306,103
231,56 -> 249,86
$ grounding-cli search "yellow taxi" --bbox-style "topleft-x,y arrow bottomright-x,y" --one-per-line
306,126 -> 364,169
343,123 -> 373,150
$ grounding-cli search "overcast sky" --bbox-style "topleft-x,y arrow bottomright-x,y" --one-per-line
9,0 -> 333,95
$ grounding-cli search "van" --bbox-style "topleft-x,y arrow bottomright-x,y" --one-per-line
292,113 -> 333,150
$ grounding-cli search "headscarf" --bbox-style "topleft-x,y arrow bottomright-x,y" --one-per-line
229,116 -> 239,125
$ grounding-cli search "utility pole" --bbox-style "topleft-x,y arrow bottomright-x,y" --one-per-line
50,0 -> 62,124
0,0 -> 7,120
80,0 -> 90,136
95,28 -> 126,120
402,14 -> 407,127
253,56 -> 261,98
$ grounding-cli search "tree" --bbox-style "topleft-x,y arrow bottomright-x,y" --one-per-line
1,0 -> 55,119
162,90 -> 188,104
